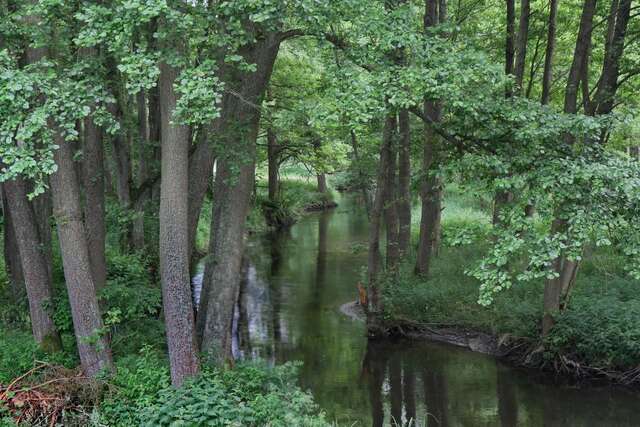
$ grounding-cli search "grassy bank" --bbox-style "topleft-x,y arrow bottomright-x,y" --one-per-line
383,184 -> 640,377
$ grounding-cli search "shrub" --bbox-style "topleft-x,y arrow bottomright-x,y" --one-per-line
548,294 -> 640,369
98,348 -> 328,427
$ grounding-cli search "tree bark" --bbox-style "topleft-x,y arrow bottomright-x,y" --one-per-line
197,31 -> 282,362
2,188 -> 25,301
384,115 -> 400,270
267,127 -> 279,201
564,0 -> 597,115
187,127 -> 216,263
366,114 -> 395,332
593,0 -> 632,117
514,0 -> 531,91
397,109 -> 412,257
31,191 -> 53,285
416,0 -> 444,276
82,107 -> 107,291
50,130 -> 113,377
317,173 -> 327,193
108,103 -> 134,249
349,130 -> 372,215
2,177 -> 62,352
505,0 -> 516,83
415,102 -> 442,276
132,90 -> 149,250
158,60 -> 200,387
541,0 -> 558,105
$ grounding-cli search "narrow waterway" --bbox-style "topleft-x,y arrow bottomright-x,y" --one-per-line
194,194 -> 640,426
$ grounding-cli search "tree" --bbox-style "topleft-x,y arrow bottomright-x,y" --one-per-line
158,54 -> 200,387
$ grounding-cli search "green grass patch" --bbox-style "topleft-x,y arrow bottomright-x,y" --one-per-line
385,184 -> 640,370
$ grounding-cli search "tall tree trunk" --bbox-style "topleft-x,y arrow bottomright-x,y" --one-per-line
505,0 -> 516,82
541,0 -> 558,105
197,32 -> 281,362
158,60 -> 200,387
415,0 -> 444,277
317,173 -> 327,193
493,0 -> 529,226
109,104 -> 134,249
564,0 -> 597,115
593,0 -> 632,118
415,102 -> 442,276
366,114 -> 395,333
31,191 -> 53,285
384,115 -> 400,270
397,109 -> 412,257
187,127 -> 216,263
267,127 -> 279,201
2,189 -> 25,301
542,0 -> 598,337
2,178 -> 62,352
514,0 -> 531,91
132,90 -> 149,250
82,106 -> 107,291
543,0 -> 630,337
349,130 -> 372,215
50,130 -> 113,377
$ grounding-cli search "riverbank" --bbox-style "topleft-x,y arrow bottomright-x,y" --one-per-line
338,183 -> 640,386
195,177 -> 337,252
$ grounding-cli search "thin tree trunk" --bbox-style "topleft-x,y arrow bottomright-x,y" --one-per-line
541,0 -> 558,105
543,0 -> 598,337
50,130 -> 113,377
397,109 -> 411,257
187,128 -> 216,263
593,0 -> 632,118
415,101 -> 442,276
505,0 -> 516,83
317,173 -> 327,193
82,106 -> 107,291
3,177 -> 62,351
384,115 -> 400,270
132,90 -> 149,250
31,191 -> 53,285
158,60 -> 200,387
109,103 -> 134,249
514,0 -> 531,91
267,127 -> 279,201
416,0 -> 444,276
350,130 -> 372,215
564,0 -> 597,115
2,189 -> 25,301
367,114 -> 394,332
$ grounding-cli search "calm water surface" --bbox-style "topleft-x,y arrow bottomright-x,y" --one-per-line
195,194 -> 640,426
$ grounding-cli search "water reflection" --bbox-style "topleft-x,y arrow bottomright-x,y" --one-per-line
195,194 -> 640,426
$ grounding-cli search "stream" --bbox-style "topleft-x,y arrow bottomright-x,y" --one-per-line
193,194 -> 640,426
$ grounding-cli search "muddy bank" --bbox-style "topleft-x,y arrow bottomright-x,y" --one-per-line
340,300 -> 640,387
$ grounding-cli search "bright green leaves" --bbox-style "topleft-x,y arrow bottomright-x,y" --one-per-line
174,60 -> 224,126
461,148 -> 640,306
0,50 -> 112,196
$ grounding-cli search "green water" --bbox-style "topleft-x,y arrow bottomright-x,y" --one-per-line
198,194 -> 640,426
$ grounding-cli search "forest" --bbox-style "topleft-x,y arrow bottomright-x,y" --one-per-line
0,0 -> 639,425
